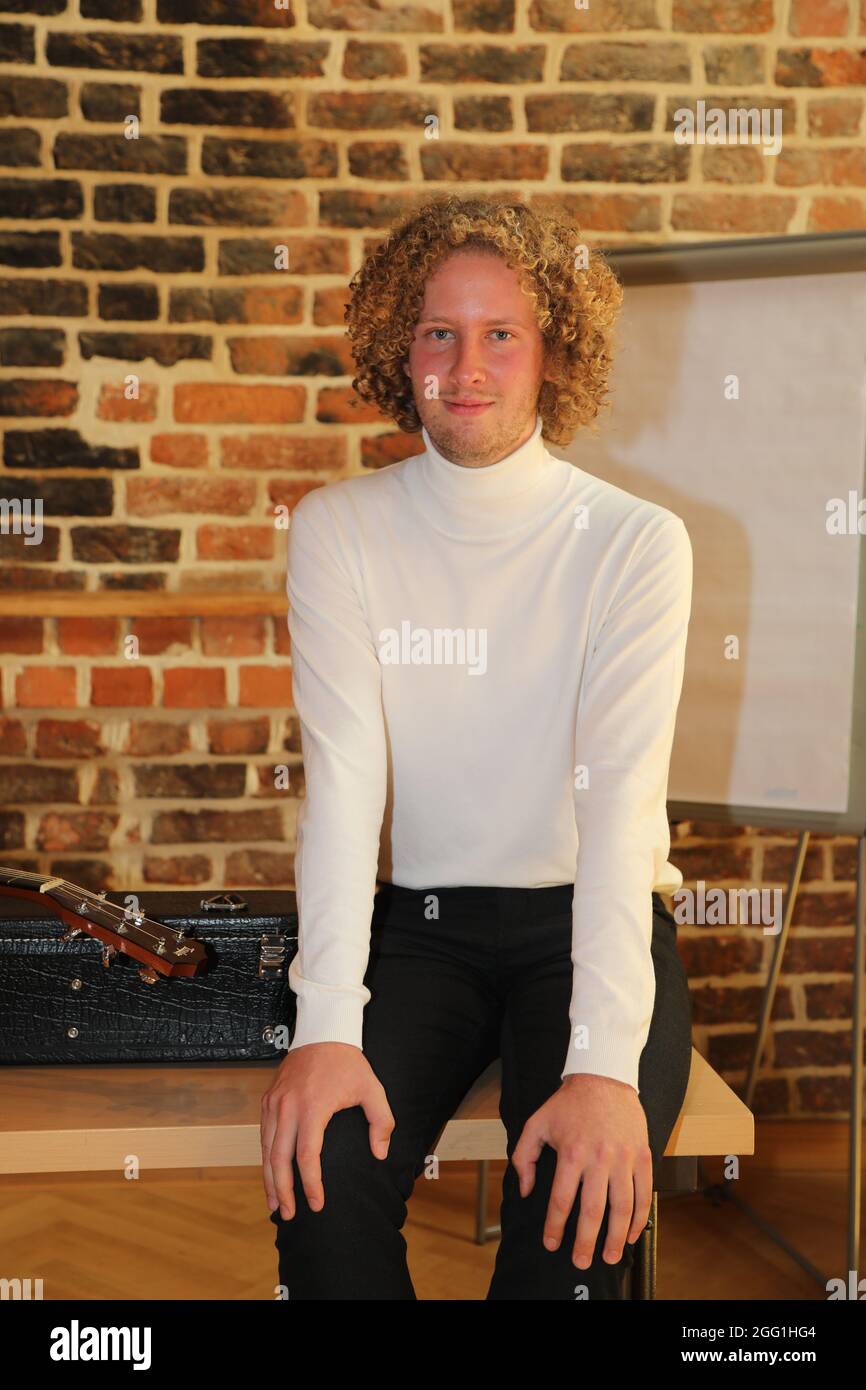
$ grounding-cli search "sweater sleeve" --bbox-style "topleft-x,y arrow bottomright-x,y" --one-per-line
284,490 -> 388,1055
562,515 -> 693,1093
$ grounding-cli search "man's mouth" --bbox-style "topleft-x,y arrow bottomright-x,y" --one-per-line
443,400 -> 494,416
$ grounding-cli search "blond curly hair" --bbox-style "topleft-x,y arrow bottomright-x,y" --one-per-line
344,194 -> 624,447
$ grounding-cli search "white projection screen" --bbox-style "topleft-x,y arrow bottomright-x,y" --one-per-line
561,231 -> 866,835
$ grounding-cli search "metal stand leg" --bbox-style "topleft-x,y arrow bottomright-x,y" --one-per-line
703,829 -> 865,1288
848,833 -> 864,1279
629,1191 -> 657,1299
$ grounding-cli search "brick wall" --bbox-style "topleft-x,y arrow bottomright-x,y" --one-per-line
1,0 -> 864,1115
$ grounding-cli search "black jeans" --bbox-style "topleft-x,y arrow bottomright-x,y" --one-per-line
270,883 -> 693,1300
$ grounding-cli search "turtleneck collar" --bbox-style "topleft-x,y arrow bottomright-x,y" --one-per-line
420,412 -> 546,502
409,412 -> 568,540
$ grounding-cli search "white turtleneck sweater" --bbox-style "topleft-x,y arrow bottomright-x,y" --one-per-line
284,414 -> 692,1092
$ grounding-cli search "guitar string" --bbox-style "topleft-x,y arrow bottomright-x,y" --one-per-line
1,869 -> 194,952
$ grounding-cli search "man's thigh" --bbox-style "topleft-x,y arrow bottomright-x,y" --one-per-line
281,892 -> 503,1203
488,902 -> 692,1299
358,908 -> 503,1185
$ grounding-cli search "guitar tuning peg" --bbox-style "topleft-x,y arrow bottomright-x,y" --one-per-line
138,966 -> 159,985
101,944 -> 117,969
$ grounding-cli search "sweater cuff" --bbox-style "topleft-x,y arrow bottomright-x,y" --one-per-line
287,986 -> 366,1054
560,1030 -> 642,1093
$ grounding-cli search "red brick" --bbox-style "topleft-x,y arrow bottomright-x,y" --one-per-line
312,286 -> 351,327
0,378 -> 77,417
36,810 -> 117,852
776,146 -> 866,184
420,143 -> 549,181
701,146 -> 766,183
15,667 -> 77,708
57,617 -> 119,655
238,665 -> 293,707
672,0 -> 774,31
671,192 -> 797,231
227,334 -> 355,377
342,39 -> 408,80
533,190 -> 662,231
97,382 -> 159,422
129,618 -> 194,655
207,715 -> 271,754
142,853 -> 212,884
150,433 -> 209,467
126,477 -> 257,516
90,666 -> 153,706
163,667 -> 226,708
239,285 -> 304,324
201,617 -> 267,657
807,96 -> 864,135
36,718 -> 105,758
808,193 -> 866,227
777,47 -> 866,86
225,847 -> 294,885
316,385 -> 387,424
0,716 -> 27,754
790,0 -> 851,35
174,383 -> 305,424
220,433 -> 345,471
126,720 -> 190,755
0,617 -> 43,653
196,525 -> 274,561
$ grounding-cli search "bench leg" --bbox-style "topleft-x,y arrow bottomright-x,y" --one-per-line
474,1159 -> 501,1244
474,1159 -> 488,1244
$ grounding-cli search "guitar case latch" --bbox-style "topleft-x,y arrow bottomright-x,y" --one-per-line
257,933 -> 286,978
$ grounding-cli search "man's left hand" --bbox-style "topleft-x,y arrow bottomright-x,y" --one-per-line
510,1073 -> 652,1269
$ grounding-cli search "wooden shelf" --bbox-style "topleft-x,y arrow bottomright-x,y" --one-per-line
0,593 -> 288,618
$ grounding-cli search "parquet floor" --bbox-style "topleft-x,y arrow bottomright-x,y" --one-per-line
1,1133 -> 862,1300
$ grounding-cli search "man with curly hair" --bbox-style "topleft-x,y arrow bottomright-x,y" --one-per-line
262,195 -> 694,1301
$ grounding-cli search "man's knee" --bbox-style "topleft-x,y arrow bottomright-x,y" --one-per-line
270,1105 -> 409,1226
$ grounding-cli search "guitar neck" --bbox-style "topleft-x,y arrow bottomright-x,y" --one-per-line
0,866 -> 207,976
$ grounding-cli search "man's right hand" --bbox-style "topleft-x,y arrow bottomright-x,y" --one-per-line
260,1042 -> 395,1220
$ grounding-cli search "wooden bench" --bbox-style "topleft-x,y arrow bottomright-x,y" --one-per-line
0,1046 -> 752,1299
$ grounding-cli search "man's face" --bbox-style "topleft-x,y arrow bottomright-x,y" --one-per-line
403,249 -> 551,467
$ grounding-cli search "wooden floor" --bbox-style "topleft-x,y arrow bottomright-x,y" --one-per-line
0,1124 -> 861,1300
